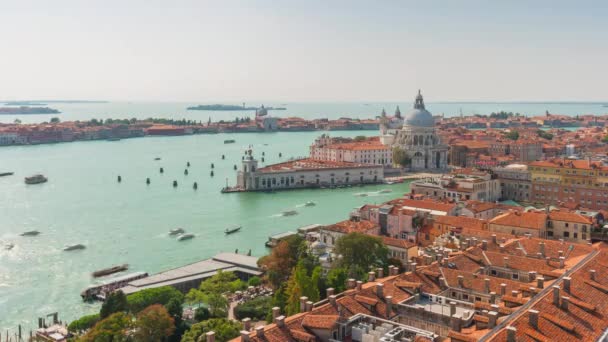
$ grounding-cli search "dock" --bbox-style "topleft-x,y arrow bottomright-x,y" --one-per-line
118,253 -> 262,296
265,231 -> 298,248
81,272 -> 148,301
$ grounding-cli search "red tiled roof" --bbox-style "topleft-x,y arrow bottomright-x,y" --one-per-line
323,220 -> 379,234
489,211 -> 547,230
301,314 -> 338,330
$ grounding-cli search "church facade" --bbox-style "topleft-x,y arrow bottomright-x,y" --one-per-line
382,91 -> 448,171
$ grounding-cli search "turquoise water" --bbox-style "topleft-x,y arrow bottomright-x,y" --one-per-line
0,101 -> 606,124
0,130 -> 410,331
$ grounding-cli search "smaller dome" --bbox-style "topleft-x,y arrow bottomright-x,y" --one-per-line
311,241 -> 327,250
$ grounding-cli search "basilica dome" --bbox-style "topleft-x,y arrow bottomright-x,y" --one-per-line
404,90 -> 435,127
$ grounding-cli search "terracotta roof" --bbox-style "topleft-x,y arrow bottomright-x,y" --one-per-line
322,219 -> 379,234
256,158 -> 379,173
548,210 -> 593,224
434,215 -> 487,230
382,236 -> 416,249
489,211 -> 547,230
399,198 -> 457,213
301,314 -> 338,330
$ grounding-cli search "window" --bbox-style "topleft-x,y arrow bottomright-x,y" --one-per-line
491,270 -> 498,276
462,294 -> 469,300
512,273 -> 519,280
564,231 -> 570,238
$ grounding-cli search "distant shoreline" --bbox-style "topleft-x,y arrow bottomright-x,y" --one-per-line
187,104 -> 286,111
0,106 -> 61,115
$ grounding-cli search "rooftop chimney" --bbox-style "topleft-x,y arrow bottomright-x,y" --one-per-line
590,269 -> 596,282
552,285 -> 560,306
504,257 -> 509,268
539,242 -> 545,257
488,311 -> 498,328
356,281 -> 363,291
482,240 -> 488,251
490,292 -> 497,304
457,275 -> 464,288
376,283 -> 384,298
484,278 -> 491,293
272,307 -> 280,321
368,271 -> 375,282
206,331 -> 215,342
536,277 -> 545,289
500,283 -> 507,296
561,296 -> 570,311
386,295 -> 393,317
242,318 -> 251,331
326,287 -> 335,298
377,267 -> 384,278
450,301 -> 456,316
254,326 -> 264,339
306,301 -> 313,312
528,271 -> 537,281
500,244 -> 505,253
299,296 -> 308,313
506,326 -> 517,342
563,277 -> 571,294
347,278 -> 356,289
558,250 -> 563,258
492,234 -> 497,244
240,331 -> 250,342
559,256 -> 565,269
276,315 -> 285,328
528,310 -> 539,330
329,295 -> 337,307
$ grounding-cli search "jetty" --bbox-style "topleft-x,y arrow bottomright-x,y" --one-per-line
81,272 -> 148,301
265,231 -> 297,248
117,253 -> 262,296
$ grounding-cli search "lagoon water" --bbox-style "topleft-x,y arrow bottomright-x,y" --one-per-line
0,129 -> 410,331
0,100 -> 605,331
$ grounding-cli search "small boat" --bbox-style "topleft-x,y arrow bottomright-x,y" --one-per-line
356,193 -> 368,197
225,225 -> 242,235
224,139 -> 236,144
378,189 -> 392,194
281,210 -> 298,216
177,233 -> 195,241
107,137 -> 121,141
154,157 -> 161,161
5,243 -> 15,250
385,181 -> 395,185
25,174 -> 47,185
169,228 -> 185,235
304,201 -> 316,207
0,172 -> 14,177
63,244 -> 86,251
92,264 -> 129,278
20,230 -> 40,236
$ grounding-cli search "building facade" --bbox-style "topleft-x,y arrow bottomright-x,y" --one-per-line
493,164 -> 532,202
309,134 -> 393,167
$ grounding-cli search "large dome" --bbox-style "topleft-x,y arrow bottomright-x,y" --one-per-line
404,90 -> 435,127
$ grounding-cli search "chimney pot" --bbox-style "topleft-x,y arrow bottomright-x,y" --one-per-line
356,280 -> 363,291
539,242 -> 545,257
368,271 -> 375,282
326,287 -> 335,297
240,330 -> 250,342
276,315 -> 285,327
305,301 -> 313,312
563,277 -> 571,294
347,278 -> 356,289
552,285 -> 560,306
590,269 -> 596,281
488,311 -> 498,328
206,331 -> 216,342
385,295 -> 393,317
377,267 -> 384,278
299,296 -> 308,313
449,301 -> 456,316
528,271 -> 537,281
329,295 -> 337,307
376,283 -> 384,298
484,278 -> 491,293
272,307 -> 280,320
528,310 -> 539,330
491,234 -> 497,244
561,296 -> 570,311
503,256 -> 509,268
457,275 -> 464,288
490,292 -> 496,304
506,326 -> 517,342
482,240 -> 488,250
536,277 -> 545,289
242,318 -> 251,331
500,283 -> 507,296
559,256 -> 565,269
254,326 -> 264,339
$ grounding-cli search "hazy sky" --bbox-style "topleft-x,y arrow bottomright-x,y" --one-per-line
1,0 -> 607,102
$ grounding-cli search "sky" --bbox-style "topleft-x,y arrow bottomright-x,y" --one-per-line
1,0 -> 607,102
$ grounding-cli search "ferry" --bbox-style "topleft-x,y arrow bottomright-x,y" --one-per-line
177,233 -> 195,241
224,139 -> 236,144
92,264 -> 129,278
225,225 -> 242,235
25,174 -> 47,184
0,172 -> 14,177
20,230 -> 40,236
63,244 -> 86,251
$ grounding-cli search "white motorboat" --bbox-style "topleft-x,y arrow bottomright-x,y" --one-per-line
20,230 -> 40,236
177,233 -> 195,241
281,210 -> 298,216
169,228 -> 185,235
304,201 -> 316,207
63,244 -> 86,251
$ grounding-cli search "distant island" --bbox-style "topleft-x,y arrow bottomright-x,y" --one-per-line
0,106 -> 61,115
187,104 -> 286,111
1,100 -> 107,104
4,101 -> 47,106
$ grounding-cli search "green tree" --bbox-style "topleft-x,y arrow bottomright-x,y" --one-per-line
101,291 -> 128,319
354,135 -> 367,142
266,283 -> 288,322
180,318 -> 241,342
133,304 -> 175,342
392,147 -> 411,167
247,276 -> 261,287
325,267 -> 348,294
194,307 -> 210,322
127,286 -> 184,314
258,235 -> 306,289
80,312 -> 132,342
334,233 -> 388,279
13,118 -> 21,124
505,131 -> 519,140
68,313 -> 100,333
285,261 -> 320,316
234,296 -> 273,320
50,117 -> 60,123
185,271 -> 239,317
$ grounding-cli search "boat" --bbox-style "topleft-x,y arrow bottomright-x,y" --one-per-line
169,228 -> 185,235
5,243 -> 15,250
304,201 -> 316,207
25,174 -> 47,184
225,225 -> 242,235
0,172 -> 14,177
106,137 -> 121,141
378,189 -> 392,194
20,230 -> 40,236
177,233 -> 195,241
356,193 -> 368,197
92,264 -> 129,278
154,157 -> 161,160
224,139 -> 236,144
385,181 -> 395,185
281,210 -> 298,216
63,244 -> 86,251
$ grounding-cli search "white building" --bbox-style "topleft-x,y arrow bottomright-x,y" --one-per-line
386,90 -> 448,170
236,149 -> 384,191
0,131 -> 27,145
